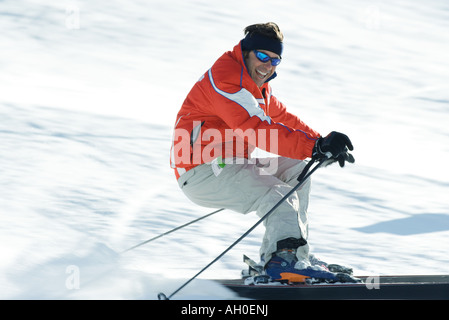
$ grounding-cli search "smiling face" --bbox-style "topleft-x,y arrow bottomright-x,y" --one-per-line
244,49 -> 279,87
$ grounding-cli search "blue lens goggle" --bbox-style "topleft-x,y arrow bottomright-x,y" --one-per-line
253,50 -> 282,66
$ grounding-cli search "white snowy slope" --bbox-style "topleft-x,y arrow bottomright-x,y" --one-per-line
1,0 -> 449,300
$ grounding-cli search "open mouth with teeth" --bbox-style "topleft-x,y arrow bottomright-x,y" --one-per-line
256,68 -> 269,79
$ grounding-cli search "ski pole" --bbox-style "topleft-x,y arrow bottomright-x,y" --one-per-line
158,157 -> 327,300
121,208 -> 224,254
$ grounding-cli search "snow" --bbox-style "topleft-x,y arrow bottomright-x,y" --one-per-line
1,0 -> 449,300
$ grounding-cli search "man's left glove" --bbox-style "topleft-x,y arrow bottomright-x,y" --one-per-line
313,131 -> 355,167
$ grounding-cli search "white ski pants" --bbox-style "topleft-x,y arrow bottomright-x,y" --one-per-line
177,157 -> 311,264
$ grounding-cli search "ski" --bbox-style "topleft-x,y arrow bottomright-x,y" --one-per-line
216,275 -> 449,300
214,255 -> 449,300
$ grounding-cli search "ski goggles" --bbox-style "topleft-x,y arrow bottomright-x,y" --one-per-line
253,50 -> 282,66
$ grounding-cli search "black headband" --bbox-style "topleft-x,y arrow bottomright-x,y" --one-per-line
241,33 -> 283,57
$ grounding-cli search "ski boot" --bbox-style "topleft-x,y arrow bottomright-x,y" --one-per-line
265,249 -> 361,284
309,253 -> 354,275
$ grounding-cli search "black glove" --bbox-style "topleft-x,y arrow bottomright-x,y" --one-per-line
313,131 -> 355,167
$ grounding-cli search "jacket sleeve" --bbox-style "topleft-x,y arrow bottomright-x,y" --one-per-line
269,94 -> 321,137
206,70 -> 320,160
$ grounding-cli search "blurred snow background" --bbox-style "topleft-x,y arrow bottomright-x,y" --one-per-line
1,0 -> 448,299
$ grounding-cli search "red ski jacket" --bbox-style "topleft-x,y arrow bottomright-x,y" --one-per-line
170,41 -> 321,179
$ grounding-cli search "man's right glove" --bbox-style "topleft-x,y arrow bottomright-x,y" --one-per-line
313,131 -> 355,167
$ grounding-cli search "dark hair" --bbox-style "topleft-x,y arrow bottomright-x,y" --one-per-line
244,22 -> 284,42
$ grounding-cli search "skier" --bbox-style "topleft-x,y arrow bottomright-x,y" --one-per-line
170,22 -> 355,282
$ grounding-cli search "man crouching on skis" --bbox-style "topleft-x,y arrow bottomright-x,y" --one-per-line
170,22 -> 355,282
